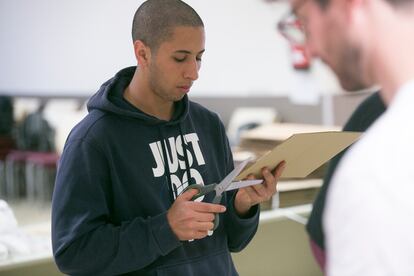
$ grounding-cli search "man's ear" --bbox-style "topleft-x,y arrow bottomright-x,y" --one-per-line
133,40 -> 151,67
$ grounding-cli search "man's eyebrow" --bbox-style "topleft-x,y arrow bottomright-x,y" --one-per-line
174,49 -> 205,55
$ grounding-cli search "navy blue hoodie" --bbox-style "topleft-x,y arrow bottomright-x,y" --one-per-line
52,67 -> 259,275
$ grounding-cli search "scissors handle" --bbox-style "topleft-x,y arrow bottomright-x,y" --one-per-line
211,194 -> 223,230
182,184 -> 215,201
182,184 -> 222,230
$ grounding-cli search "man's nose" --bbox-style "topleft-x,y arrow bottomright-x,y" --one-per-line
184,59 -> 199,80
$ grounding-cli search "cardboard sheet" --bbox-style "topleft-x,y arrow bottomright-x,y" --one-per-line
235,131 -> 361,180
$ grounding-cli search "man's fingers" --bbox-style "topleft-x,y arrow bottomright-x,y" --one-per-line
194,212 -> 215,222
233,162 -> 286,214
240,186 -> 257,201
243,174 -> 274,201
246,174 -> 255,180
178,188 -> 199,201
273,161 -> 286,179
261,168 -> 276,195
250,183 -> 271,199
184,222 -> 215,240
196,221 -> 215,232
192,202 -> 226,213
194,230 -> 209,240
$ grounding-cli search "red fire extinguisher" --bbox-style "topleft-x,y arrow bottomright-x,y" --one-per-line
290,43 -> 310,70
277,13 -> 311,70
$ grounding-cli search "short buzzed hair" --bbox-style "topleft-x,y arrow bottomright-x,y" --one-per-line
132,0 -> 204,51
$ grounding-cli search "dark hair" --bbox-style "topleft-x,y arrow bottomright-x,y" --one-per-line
132,0 -> 204,51
314,0 -> 414,9
313,0 -> 330,8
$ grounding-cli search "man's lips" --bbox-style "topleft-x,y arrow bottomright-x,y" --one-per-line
177,85 -> 191,92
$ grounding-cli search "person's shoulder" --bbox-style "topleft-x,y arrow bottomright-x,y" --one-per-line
342,113 -> 390,172
188,100 -> 215,114
188,100 -> 221,122
356,92 -> 385,113
344,91 -> 386,132
67,109 -> 109,143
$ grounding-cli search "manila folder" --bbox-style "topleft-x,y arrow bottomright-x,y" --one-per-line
236,131 -> 361,180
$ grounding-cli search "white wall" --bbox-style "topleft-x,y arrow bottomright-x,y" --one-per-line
0,0 -> 340,98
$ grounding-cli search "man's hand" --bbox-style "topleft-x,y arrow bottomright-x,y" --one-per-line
234,161 -> 286,216
167,189 -> 226,241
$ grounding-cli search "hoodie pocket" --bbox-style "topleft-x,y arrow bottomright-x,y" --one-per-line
155,251 -> 238,276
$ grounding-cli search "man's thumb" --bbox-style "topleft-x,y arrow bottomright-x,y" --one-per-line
179,188 -> 198,201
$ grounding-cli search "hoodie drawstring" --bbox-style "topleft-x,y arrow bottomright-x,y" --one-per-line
158,123 -> 193,202
179,124 -> 194,187
158,126 -> 175,202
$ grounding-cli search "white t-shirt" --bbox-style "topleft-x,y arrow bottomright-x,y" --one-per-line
324,81 -> 414,276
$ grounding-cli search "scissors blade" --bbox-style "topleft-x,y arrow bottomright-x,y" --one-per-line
214,159 -> 251,196
225,179 -> 263,191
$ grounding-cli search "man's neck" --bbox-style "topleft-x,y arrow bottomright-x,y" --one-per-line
124,69 -> 174,121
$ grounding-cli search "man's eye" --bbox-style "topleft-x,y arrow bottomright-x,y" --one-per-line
174,57 -> 186,62
196,57 -> 202,62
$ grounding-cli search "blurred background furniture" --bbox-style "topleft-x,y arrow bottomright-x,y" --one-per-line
25,152 -> 59,203
227,107 -> 280,146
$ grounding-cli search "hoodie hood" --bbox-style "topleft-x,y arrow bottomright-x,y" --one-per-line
87,66 -> 189,126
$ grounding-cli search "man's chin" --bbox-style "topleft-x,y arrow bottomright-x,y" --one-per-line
173,94 -> 186,102
339,79 -> 368,93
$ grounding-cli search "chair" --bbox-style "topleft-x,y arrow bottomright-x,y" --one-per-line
25,152 -> 59,203
0,136 -> 16,197
227,107 -> 279,146
4,151 -> 28,200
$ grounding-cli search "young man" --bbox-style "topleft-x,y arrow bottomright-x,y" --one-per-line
52,0 -> 284,275
288,0 -> 414,273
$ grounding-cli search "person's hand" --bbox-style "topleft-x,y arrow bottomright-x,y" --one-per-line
167,189 -> 226,241
234,161 -> 286,216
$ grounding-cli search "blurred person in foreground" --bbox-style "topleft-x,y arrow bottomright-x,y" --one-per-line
306,91 -> 385,270
277,2 -> 386,271
281,0 -> 414,273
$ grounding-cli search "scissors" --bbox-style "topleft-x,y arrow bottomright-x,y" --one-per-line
182,159 -> 263,230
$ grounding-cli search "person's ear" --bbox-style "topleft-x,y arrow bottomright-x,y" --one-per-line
133,40 -> 151,67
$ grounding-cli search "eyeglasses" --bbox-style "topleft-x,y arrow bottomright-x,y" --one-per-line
277,0 -> 308,45
277,13 -> 305,44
